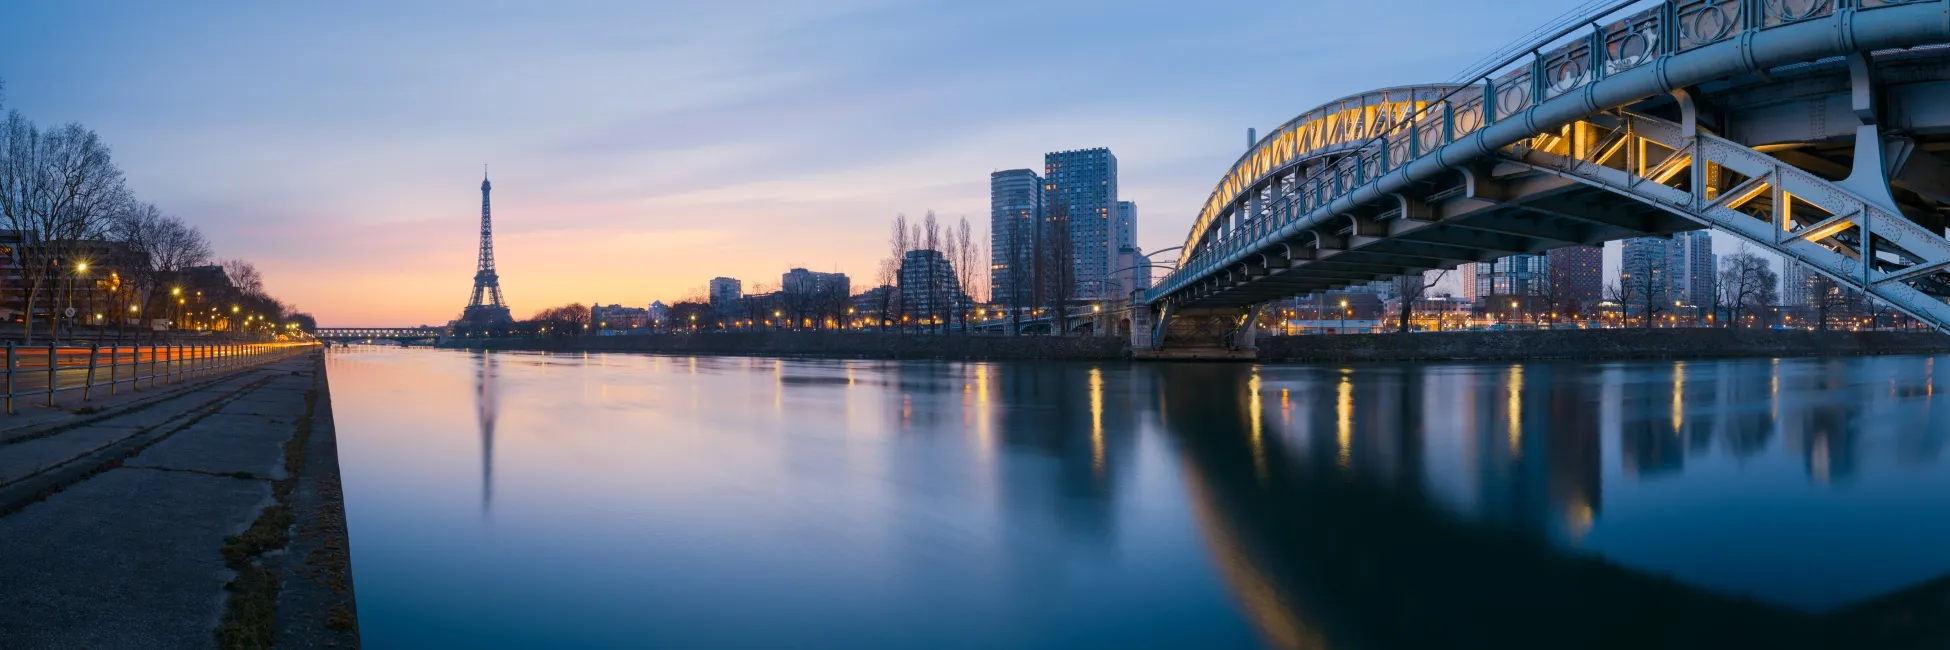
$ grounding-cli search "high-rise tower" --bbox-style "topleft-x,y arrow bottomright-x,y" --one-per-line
989,169 -> 1042,309
1044,148 -> 1118,300
460,170 -> 514,326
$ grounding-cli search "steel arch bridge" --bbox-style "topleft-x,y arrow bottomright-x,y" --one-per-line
314,327 -> 446,344
1142,0 -> 1950,352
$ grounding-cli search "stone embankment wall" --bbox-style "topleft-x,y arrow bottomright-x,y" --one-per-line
455,329 -> 1950,363
463,331 -> 1131,361
1255,329 -> 1950,363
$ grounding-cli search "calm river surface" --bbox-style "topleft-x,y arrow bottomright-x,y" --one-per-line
327,347 -> 1950,649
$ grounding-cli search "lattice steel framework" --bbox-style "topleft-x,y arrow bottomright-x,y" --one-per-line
1516,111 -> 1950,326
461,171 -> 514,325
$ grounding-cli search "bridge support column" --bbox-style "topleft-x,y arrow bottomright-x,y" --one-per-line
1134,305 -> 1256,360
1837,52 -> 1907,217
1233,303 -> 1267,352
1130,304 -> 1156,350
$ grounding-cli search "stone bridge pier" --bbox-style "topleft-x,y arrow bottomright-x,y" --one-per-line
1133,303 -> 1259,360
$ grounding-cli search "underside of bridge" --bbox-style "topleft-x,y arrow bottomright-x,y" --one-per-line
1142,2 -> 1950,354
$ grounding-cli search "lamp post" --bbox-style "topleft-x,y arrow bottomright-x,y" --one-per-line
61,262 -> 89,343
1339,298 -> 1349,334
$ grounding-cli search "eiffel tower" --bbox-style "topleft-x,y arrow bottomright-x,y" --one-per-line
459,169 -> 514,326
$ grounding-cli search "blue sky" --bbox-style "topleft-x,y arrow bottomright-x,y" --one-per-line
5,0 -> 1617,325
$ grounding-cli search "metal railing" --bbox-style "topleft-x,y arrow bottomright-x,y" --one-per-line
1,341 -> 317,415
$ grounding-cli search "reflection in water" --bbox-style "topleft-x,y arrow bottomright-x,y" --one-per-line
1155,359 -> 1950,649
328,350 -> 1950,650
475,351 -> 497,517
1090,367 -> 1105,476
1507,364 -> 1522,456
1335,371 -> 1351,469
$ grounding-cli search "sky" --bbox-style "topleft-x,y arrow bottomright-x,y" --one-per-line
1,0 -> 1686,326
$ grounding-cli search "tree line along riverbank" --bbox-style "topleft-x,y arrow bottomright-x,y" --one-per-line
447,329 -> 1950,363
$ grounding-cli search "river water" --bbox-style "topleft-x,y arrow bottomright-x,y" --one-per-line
326,348 -> 1950,649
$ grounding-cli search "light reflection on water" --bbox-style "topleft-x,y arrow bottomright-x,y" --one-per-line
328,348 -> 1950,649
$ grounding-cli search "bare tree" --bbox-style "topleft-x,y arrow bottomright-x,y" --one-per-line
950,216 -> 979,334
948,216 -> 981,334
222,259 -> 265,298
888,213 -> 910,333
920,211 -> 942,334
943,224 -> 960,334
1617,252 -> 1668,328
1393,269 -> 1448,333
963,217 -> 984,303
1715,247 -> 1777,328
742,281 -> 780,330
0,113 -> 127,343
1004,211 -> 1028,336
111,202 -> 213,343
875,258 -> 898,332
1534,267 -> 1567,327
1042,201 -> 1075,336
675,286 -> 709,331
1808,275 -> 1860,330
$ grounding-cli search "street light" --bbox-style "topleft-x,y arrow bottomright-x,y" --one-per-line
1339,299 -> 1349,334
60,261 -> 94,342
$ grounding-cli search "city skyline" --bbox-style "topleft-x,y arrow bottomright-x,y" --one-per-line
2,0 -> 1592,326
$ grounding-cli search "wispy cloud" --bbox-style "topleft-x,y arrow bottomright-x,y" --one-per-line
2,0 -> 1586,325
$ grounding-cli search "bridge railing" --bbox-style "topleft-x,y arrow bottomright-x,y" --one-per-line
1158,0 -> 1935,299
0,341 -> 318,415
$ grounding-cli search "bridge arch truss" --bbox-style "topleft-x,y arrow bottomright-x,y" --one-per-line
1150,0 -> 1950,335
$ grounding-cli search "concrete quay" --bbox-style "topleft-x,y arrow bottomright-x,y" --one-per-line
448,328 -> 1950,364
458,330 -> 1131,360
0,350 -> 358,649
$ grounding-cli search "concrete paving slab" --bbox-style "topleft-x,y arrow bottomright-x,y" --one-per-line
0,372 -> 263,444
127,412 -> 294,479
216,393 -> 306,416
0,423 -> 144,485
0,374 -> 269,490
0,467 -> 272,650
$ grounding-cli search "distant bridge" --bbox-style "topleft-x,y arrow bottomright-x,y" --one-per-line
1142,0 -> 1950,353
314,327 -> 446,344
969,306 -> 1122,336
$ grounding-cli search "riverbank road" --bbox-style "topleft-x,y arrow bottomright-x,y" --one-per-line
0,350 -> 359,649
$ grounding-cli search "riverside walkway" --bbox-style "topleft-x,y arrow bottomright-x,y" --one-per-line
0,348 -> 358,649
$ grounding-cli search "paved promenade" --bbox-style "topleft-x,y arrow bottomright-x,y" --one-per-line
0,350 -> 358,649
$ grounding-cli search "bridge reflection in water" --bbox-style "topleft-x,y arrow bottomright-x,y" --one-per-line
1155,358 -> 1950,649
